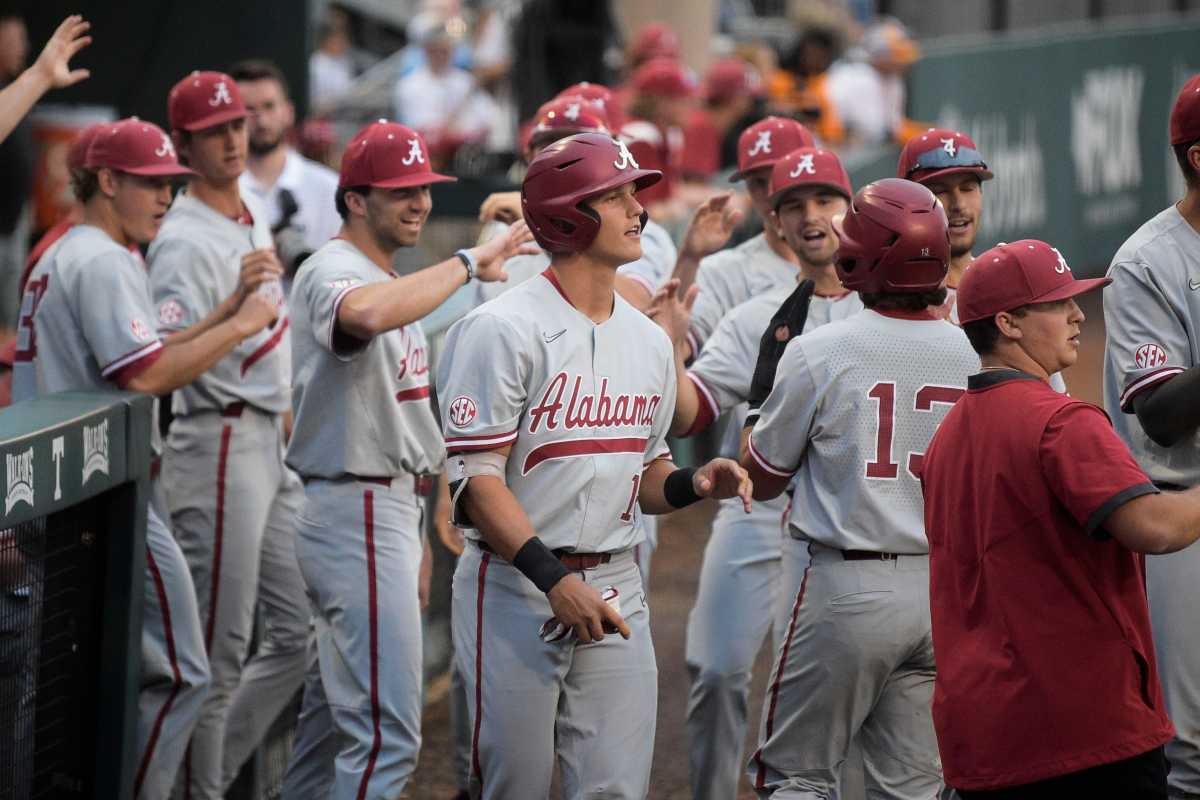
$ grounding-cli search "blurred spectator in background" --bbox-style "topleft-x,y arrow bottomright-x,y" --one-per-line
394,21 -> 497,165
769,26 -> 845,145
472,0 -> 519,153
628,22 -> 681,70
827,17 -> 928,147
233,59 -> 340,283
621,57 -> 697,220
683,57 -> 767,181
309,5 -> 365,114
512,0 -> 619,121
0,10 -> 34,332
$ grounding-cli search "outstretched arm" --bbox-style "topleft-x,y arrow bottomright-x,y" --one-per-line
0,16 -> 91,145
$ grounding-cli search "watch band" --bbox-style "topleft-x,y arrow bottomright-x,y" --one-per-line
455,249 -> 476,283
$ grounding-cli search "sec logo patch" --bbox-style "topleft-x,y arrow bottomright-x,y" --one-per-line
158,300 -> 184,327
1134,343 -> 1168,369
131,318 -> 153,341
448,396 -> 478,428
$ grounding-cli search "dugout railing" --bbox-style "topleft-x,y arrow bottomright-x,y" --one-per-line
0,391 -> 152,799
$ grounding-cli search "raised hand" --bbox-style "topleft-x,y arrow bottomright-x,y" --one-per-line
32,15 -> 92,90
680,192 -> 744,260
471,219 -> 540,282
694,457 -> 753,513
478,191 -> 522,224
646,278 -> 699,349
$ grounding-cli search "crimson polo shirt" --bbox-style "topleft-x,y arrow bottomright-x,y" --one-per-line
921,369 -> 1173,791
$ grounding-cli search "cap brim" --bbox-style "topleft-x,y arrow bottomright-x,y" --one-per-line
179,108 -> 248,132
123,164 -> 197,177
369,173 -> 458,189
910,166 -> 994,184
728,163 -> 773,183
1031,276 -> 1112,305
771,182 -> 851,209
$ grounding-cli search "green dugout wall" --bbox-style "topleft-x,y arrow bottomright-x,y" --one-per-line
846,16 -> 1200,274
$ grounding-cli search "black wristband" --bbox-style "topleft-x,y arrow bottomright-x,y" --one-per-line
512,536 -> 570,593
664,467 -> 703,508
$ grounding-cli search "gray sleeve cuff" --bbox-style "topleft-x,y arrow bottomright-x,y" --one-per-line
1085,482 -> 1159,540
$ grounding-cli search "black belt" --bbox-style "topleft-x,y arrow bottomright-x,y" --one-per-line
842,550 -> 903,561
476,540 -> 612,570
350,474 -> 435,494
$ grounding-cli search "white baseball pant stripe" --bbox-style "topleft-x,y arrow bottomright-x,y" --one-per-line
282,477 -> 425,800
162,409 -> 308,800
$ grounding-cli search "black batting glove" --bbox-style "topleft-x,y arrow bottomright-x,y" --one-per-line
746,279 -> 815,421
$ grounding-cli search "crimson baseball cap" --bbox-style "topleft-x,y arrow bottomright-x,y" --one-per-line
631,58 -> 697,99
730,116 -> 815,182
768,147 -> 852,209
957,239 -> 1110,325
68,123 -> 105,171
1170,74 -> 1200,145
703,58 -> 764,104
528,97 -> 609,150
339,120 -> 456,189
168,71 -> 247,132
630,23 -> 681,65
898,128 -> 993,184
87,118 -> 196,177
557,82 -> 614,112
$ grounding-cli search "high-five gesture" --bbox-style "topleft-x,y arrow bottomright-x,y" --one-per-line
680,192 -> 744,262
0,15 -> 92,145
32,15 -> 92,90
694,457 -> 753,513
470,218 -> 540,283
647,277 -> 699,353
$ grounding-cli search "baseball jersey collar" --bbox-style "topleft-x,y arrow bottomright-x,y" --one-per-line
967,368 -> 1043,390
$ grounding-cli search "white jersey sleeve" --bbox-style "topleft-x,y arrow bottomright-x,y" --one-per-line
298,259 -> 373,360
148,237 -> 219,333
439,311 -> 528,454
688,297 -> 761,421
76,249 -> 162,380
746,338 -> 819,477
644,350 -> 676,464
1104,257 -> 1189,412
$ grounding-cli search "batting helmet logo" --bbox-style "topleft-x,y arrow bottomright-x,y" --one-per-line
449,396 -> 478,428
612,139 -> 640,171
1134,343 -> 1168,369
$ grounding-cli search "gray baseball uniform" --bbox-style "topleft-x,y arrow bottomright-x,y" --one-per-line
471,218 -> 677,583
1102,204 -> 1200,798
147,190 -> 308,800
746,308 -> 977,798
685,286 -> 863,800
688,232 -> 799,354
438,269 -> 675,799
11,224 -> 210,800
281,237 -> 443,799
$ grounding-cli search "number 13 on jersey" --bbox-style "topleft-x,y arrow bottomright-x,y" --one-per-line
866,382 -> 963,480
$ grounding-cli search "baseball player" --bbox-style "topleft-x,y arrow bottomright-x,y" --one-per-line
233,59 -> 340,279
11,118 -> 279,800
146,71 -> 307,798
899,128 -> 1069,395
475,92 -> 677,312
682,116 -> 815,357
648,147 -> 861,800
437,132 -> 751,799
279,120 -> 532,799
742,178 -> 978,798
1103,73 -> 1200,799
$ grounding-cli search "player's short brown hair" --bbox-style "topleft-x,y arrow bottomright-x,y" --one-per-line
335,185 -> 369,220
71,167 -> 99,203
962,305 -> 1030,355
1173,138 -> 1200,189
860,288 -> 947,313
228,59 -> 291,100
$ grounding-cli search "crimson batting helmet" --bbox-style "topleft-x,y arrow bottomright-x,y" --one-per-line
833,178 -> 949,294
522,132 -> 662,253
